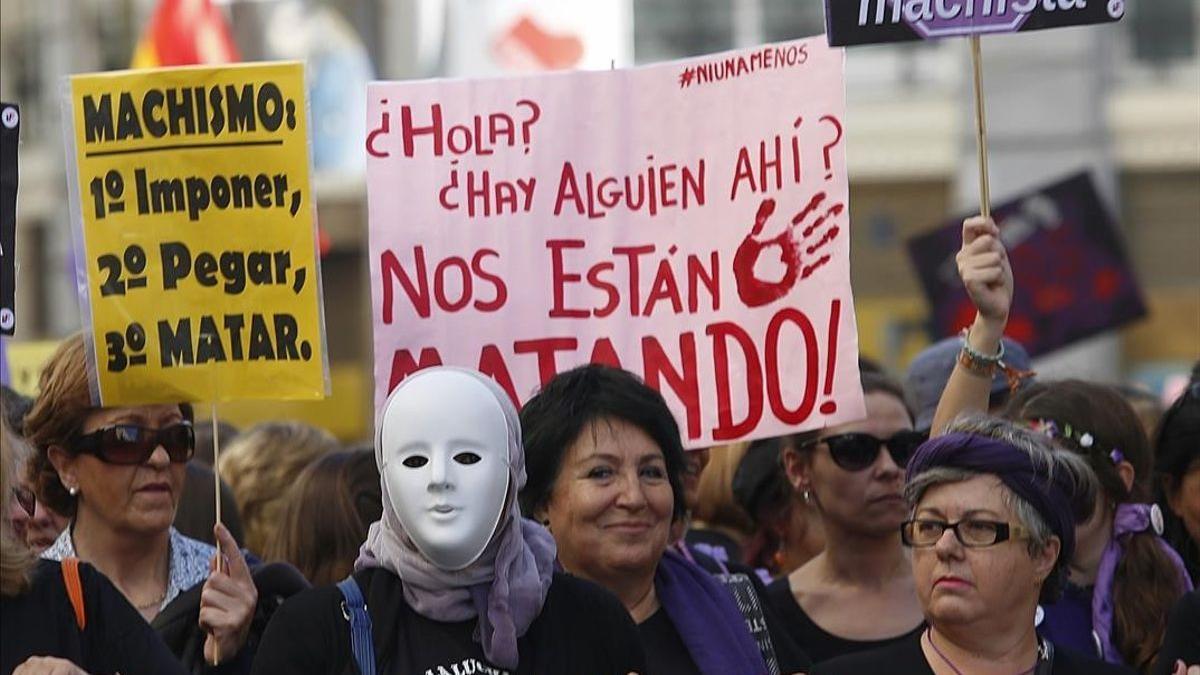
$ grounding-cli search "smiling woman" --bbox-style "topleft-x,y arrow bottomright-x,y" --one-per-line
520,364 -> 810,675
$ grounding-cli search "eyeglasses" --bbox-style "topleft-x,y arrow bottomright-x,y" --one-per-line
11,485 -> 36,518
901,518 -> 1031,548
805,431 -> 928,472
73,423 -> 195,465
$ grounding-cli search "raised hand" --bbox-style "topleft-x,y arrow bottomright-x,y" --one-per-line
200,523 -> 258,666
732,192 -> 844,308
955,216 -> 1012,325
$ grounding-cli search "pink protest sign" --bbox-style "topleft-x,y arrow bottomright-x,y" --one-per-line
366,37 -> 865,447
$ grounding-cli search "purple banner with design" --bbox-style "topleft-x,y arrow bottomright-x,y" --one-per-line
825,0 -> 1125,46
907,171 -> 1147,357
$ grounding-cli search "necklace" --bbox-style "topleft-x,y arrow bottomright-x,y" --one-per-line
925,628 -> 1037,675
133,589 -> 167,610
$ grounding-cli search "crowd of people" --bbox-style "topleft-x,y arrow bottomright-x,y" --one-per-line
1,217 -> 1197,674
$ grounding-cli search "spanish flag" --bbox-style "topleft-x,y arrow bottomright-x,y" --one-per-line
131,0 -> 239,68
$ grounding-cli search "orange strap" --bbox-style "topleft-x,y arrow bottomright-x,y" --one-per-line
61,557 -> 87,631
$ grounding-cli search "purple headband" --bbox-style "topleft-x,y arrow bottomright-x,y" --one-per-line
906,432 -> 1081,570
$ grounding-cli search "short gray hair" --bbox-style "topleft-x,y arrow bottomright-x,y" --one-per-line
904,414 -> 1098,602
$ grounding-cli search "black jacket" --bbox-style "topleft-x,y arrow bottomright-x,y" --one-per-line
153,560 -> 310,674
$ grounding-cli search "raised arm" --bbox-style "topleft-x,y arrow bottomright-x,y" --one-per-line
929,216 -> 1013,436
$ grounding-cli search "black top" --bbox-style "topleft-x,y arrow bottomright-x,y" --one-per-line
638,608 -> 702,675
1153,591 -> 1200,675
764,576 -> 923,664
252,569 -> 645,675
812,630 -> 1136,675
689,549 -> 811,673
1,559 -> 186,675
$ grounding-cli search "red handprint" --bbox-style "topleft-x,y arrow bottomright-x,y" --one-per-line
733,192 -> 844,308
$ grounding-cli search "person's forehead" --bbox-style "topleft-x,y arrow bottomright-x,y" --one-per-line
917,474 -> 1010,513
86,404 -> 181,428
568,417 -> 663,462
821,392 -> 911,437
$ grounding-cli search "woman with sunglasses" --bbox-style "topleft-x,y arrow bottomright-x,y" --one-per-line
22,335 -> 260,672
3,402 -> 186,675
4,413 -> 70,553
814,416 -> 1133,675
765,371 -> 928,665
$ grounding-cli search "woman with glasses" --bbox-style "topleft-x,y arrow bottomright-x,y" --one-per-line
814,415 -> 1133,675
3,402 -> 186,675
766,371 -> 928,665
5,416 -> 70,553
932,217 -> 1192,672
22,334 -> 260,672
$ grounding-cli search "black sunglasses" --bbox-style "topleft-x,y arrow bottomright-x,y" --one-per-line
73,423 -> 195,465
11,485 -> 35,518
805,430 -> 927,472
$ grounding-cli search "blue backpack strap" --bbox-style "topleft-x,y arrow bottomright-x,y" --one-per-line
336,575 -> 376,675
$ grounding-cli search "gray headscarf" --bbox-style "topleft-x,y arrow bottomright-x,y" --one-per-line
356,367 -> 557,669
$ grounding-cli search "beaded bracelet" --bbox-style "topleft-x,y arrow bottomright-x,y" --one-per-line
957,328 -> 1036,393
957,328 -> 1004,378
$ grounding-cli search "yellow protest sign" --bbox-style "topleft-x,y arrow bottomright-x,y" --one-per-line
6,340 -> 61,397
65,62 -> 328,405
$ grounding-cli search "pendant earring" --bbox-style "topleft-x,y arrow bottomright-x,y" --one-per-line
801,489 -> 812,503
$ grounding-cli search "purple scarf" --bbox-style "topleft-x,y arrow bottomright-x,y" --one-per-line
356,368 -> 557,669
1092,503 -> 1194,665
655,548 -> 768,675
907,432 -> 1085,568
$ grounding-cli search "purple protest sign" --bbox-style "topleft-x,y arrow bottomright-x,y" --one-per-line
907,171 -> 1147,357
908,3 -> 1031,38
0,337 -> 9,386
826,0 -> 1125,47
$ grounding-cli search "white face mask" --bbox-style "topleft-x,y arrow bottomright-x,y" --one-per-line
379,370 -> 511,570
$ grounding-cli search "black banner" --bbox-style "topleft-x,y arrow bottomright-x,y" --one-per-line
907,171 -> 1146,357
825,0 -> 1125,47
0,102 -> 18,336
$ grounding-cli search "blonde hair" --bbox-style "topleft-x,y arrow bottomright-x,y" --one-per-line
693,442 -> 754,535
2,402 -> 35,597
218,421 -> 340,554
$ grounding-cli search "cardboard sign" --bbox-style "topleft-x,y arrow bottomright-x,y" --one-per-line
1,102 -> 18,336
367,38 -> 865,448
908,171 -> 1147,356
64,62 -> 328,405
825,0 -> 1125,46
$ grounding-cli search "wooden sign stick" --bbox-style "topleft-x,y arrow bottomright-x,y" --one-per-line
970,36 -> 991,219
211,400 -> 223,664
